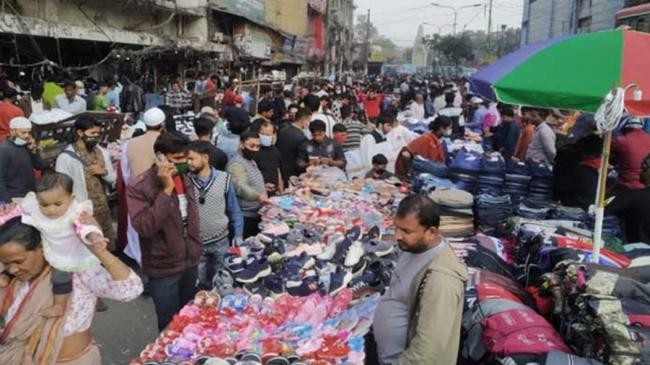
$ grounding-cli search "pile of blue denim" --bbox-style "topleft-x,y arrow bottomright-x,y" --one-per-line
503,159 -> 532,203
477,153 -> 506,195
448,150 -> 482,193
474,194 -> 514,234
526,160 -> 554,203
411,173 -> 456,193
515,199 -> 553,219
586,214 -> 623,238
549,206 -> 588,221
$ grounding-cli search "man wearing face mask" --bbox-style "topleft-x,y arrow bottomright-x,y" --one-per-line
253,121 -> 284,196
227,130 -> 271,238
55,117 -> 116,250
0,117 -> 43,203
395,116 -> 451,180
127,132 -> 201,331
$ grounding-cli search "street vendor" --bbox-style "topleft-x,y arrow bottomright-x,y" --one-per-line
297,119 -> 347,170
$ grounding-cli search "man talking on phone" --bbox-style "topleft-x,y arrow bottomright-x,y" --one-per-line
297,119 -> 346,170
127,131 -> 202,331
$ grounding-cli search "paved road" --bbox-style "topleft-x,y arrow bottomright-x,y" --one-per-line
92,292 -> 159,364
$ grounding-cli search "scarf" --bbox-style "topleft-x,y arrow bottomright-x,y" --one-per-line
0,266 -> 67,365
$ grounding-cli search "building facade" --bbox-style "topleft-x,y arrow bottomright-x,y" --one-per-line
0,0 -> 344,83
521,0 -> 626,46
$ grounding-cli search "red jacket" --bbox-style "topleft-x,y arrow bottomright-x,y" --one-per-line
126,167 -> 202,277
612,129 -> 650,190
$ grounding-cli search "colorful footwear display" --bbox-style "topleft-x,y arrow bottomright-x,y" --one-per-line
135,291 -> 379,365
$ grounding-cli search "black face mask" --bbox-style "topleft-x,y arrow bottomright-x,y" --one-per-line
375,168 -> 386,175
83,136 -> 100,151
242,148 -> 257,160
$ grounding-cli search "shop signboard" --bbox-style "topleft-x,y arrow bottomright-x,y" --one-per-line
212,0 -> 265,24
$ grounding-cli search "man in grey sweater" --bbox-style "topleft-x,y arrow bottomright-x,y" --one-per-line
226,130 -> 271,238
0,117 -> 42,203
187,141 -> 243,288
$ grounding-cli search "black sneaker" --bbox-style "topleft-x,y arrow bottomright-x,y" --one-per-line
345,226 -> 361,241
361,226 -> 382,243
329,266 -> 353,295
263,273 -> 285,296
235,258 -> 271,283
332,238 -> 353,264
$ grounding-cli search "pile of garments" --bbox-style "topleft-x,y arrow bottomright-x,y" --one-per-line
429,188 -> 475,237
526,160 -> 554,203
477,153 -> 505,195
474,194 -> 513,235
448,150 -> 482,193
503,159 -> 531,202
134,290 -> 378,365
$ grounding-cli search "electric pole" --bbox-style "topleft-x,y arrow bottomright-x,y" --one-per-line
364,8 -> 370,75
487,0 -> 494,48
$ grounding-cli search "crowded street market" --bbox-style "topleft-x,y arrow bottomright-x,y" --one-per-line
2,1 -> 650,365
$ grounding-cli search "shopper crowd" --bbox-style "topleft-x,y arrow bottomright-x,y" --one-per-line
0,69 -> 650,365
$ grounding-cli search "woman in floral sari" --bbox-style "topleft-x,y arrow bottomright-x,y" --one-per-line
0,216 -> 142,364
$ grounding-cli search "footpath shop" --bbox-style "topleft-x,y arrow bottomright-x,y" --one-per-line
133,170 -> 406,364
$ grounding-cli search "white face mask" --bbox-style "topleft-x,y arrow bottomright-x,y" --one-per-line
444,129 -> 453,137
259,134 -> 274,147
77,88 -> 85,96
13,137 -> 27,146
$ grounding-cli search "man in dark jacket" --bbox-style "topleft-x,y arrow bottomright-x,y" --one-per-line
127,131 -> 202,331
555,134 -> 602,209
0,117 -> 42,203
490,106 -> 520,158
277,107 -> 309,184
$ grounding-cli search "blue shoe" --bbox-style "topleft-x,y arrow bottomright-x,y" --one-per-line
333,238 -> 353,264
235,258 -> 271,283
224,254 -> 246,274
284,251 -> 315,271
345,226 -> 361,241
329,266 -> 353,295
286,275 -> 320,296
262,273 -> 285,296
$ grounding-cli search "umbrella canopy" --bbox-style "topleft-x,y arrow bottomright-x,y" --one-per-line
470,28 -> 650,116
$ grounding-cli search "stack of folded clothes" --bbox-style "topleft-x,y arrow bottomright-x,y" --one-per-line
503,159 -> 531,203
526,160 -> 554,202
411,155 -> 449,178
411,173 -> 456,193
548,205 -> 587,221
448,150 -> 482,193
475,194 -> 514,235
586,214 -> 623,239
515,198 -> 552,219
477,153 -> 506,195
429,188 -> 475,237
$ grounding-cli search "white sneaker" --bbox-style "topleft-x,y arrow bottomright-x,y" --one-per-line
344,241 -> 365,267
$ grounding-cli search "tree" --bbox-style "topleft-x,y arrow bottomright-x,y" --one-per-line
426,34 -> 475,67
354,15 -> 379,44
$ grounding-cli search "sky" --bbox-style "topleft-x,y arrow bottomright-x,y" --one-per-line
354,0 -> 524,47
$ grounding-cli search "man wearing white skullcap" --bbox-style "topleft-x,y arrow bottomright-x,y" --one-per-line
0,116 -> 42,202
466,96 -> 488,135
120,107 -> 166,263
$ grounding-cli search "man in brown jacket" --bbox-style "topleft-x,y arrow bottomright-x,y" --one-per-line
127,131 -> 202,331
373,194 -> 468,364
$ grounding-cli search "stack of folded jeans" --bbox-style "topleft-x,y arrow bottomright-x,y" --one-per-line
526,160 -> 554,202
549,206 -> 587,221
448,150 -> 482,193
515,199 -> 552,219
412,173 -> 456,193
411,156 -> 449,178
477,153 -> 506,195
474,194 -> 514,234
429,188 -> 475,237
503,159 -> 532,203
586,214 -> 623,238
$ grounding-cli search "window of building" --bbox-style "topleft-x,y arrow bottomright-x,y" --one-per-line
578,16 -> 592,33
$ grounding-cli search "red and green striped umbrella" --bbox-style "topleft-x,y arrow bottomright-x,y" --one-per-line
470,28 -> 650,116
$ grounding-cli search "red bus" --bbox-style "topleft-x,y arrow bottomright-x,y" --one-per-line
616,3 -> 650,32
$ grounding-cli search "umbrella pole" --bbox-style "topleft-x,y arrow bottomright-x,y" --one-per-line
592,129 -> 613,263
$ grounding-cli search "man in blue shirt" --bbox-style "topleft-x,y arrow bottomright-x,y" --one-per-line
465,96 -> 488,135
187,141 -> 243,289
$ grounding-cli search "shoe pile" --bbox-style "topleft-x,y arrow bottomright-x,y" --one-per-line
221,225 -> 396,301
134,289 -> 379,365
